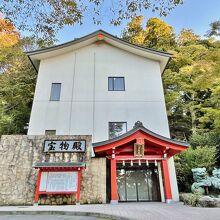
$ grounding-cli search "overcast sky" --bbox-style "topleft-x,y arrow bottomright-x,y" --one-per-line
56,0 -> 220,44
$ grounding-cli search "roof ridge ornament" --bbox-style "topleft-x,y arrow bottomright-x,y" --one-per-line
133,121 -> 143,129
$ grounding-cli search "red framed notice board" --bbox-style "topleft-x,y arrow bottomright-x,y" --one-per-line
35,168 -> 82,203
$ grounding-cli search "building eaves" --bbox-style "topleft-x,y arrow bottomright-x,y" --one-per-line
26,29 -> 172,58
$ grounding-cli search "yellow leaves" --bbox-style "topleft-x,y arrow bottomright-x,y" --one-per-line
130,32 -> 145,45
123,16 -> 175,50
0,18 -> 20,48
177,29 -> 200,46
123,15 -> 146,45
145,17 -> 174,39
144,17 -> 175,50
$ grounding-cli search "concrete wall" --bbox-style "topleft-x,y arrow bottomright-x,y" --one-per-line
0,135 -> 106,205
28,43 -> 170,141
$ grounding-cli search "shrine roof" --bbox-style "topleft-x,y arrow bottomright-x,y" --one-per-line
92,121 -> 189,149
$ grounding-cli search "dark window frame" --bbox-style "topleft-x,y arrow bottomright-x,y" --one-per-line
108,122 -> 127,139
45,130 -> 56,135
50,83 -> 61,101
108,77 -> 125,91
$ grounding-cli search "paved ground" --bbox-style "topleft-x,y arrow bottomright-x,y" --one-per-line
0,202 -> 219,220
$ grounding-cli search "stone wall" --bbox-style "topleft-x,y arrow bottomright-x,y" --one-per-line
0,135 -> 106,205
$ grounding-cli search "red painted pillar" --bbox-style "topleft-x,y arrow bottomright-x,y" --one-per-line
110,158 -> 118,204
161,159 -> 172,203
35,169 -> 42,203
76,170 -> 81,203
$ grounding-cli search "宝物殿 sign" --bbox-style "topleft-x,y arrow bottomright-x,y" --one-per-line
44,140 -> 86,153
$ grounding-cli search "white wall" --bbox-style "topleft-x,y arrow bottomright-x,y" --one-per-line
28,43 -> 170,140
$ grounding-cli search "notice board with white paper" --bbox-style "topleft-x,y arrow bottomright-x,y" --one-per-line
39,172 -> 78,192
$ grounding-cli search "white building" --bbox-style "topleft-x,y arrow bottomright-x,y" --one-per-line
27,30 -> 188,203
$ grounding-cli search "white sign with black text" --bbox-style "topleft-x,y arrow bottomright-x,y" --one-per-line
44,140 -> 86,153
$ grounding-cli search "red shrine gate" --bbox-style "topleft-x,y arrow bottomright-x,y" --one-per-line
92,122 -> 189,203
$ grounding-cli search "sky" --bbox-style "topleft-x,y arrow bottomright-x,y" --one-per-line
56,0 -> 220,44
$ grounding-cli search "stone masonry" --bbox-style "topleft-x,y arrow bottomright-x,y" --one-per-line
0,135 -> 106,205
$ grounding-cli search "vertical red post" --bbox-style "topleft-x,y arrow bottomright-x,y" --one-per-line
35,169 -> 42,202
76,170 -> 81,203
110,158 -> 118,204
161,159 -> 172,203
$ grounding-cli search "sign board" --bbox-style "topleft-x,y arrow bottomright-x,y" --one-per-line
134,143 -> 144,157
44,140 -> 86,153
40,171 -> 78,192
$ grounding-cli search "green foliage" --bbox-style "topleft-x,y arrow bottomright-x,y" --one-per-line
175,146 -> 216,192
207,20 -> 220,37
187,193 -> 201,206
163,37 -> 220,141
0,39 -> 37,135
123,17 -> 220,144
190,132 -> 220,165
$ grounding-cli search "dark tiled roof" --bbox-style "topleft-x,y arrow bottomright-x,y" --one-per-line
26,29 -> 172,57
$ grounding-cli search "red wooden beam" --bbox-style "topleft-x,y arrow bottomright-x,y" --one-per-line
115,155 -> 163,160
76,169 -> 81,202
39,191 -> 77,195
35,169 -> 42,202
110,158 -> 118,203
161,160 -> 172,202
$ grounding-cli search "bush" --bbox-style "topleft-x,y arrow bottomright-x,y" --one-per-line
190,132 -> 220,166
180,193 -> 201,206
188,193 -> 201,207
175,146 -> 216,192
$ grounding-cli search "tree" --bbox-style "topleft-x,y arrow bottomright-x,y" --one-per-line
0,0 -> 183,45
122,16 -> 146,45
0,17 -> 20,47
144,17 -> 176,50
122,16 -> 176,50
207,20 -> 220,37
177,29 -> 200,46
0,38 -> 37,135
163,40 -> 220,139
122,17 -> 220,143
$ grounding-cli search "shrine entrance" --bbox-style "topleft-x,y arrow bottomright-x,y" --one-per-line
92,121 -> 189,204
117,164 -> 161,202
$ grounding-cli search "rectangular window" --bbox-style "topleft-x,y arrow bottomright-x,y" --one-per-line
50,83 -> 61,101
45,130 -> 56,135
108,77 -> 125,91
109,122 -> 127,139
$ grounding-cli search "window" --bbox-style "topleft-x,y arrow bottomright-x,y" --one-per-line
50,83 -> 61,101
45,130 -> 56,135
109,122 -> 127,139
108,77 -> 125,91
